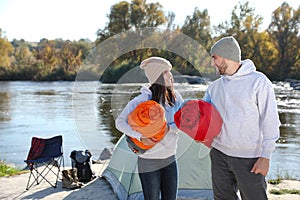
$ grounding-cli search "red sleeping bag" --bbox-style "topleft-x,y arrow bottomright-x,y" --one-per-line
174,99 -> 223,148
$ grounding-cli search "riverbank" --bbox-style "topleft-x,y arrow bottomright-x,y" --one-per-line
0,162 -> 118,200
0,162 -> 299,200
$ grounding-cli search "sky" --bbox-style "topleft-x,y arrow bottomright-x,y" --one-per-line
0,0 -> 299,42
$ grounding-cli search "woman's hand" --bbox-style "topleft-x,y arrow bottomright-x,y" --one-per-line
140,137 -> 157,146
140,125 -> 169,146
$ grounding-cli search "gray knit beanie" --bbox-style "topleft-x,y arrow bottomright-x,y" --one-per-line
210,36 -> 241,62
140,57 -> 172,84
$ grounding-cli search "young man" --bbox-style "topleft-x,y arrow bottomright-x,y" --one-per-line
203,36 -> 281,200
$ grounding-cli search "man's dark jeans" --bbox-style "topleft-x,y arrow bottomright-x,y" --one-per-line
210,148 -> 267,200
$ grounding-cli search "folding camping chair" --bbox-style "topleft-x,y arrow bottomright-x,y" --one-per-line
24,135 -> 64,190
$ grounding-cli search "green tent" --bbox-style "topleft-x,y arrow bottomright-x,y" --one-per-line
102,132 -> 213,200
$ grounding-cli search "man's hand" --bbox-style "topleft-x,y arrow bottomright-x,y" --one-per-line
251,157 -> 270,176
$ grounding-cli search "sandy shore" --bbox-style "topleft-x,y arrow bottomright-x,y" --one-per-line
0,162 -> 118,200
267,179 -> 300,200
0,162 -> 299,200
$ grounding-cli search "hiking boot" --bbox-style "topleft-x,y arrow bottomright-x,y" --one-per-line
62,169 -> 81,189
70,168 -> 84,186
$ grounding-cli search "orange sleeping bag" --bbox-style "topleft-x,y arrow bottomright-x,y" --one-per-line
174,99 -> 223,148
127,100 -> 167,153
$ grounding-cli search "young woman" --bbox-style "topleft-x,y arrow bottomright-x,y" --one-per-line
115,57 -> 184,200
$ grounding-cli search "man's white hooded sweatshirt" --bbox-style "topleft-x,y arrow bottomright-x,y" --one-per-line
203,59 -> 281,159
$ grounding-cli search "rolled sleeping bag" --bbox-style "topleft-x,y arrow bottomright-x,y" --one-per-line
127,100 -> 167,154
174,99 -> 223,148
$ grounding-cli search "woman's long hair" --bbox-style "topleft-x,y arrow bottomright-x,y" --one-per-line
149,74 -> 176,107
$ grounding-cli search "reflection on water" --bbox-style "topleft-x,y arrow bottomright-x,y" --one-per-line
0,81 -> 299,180
0,91 -> 10,121
270,83 -> 300,179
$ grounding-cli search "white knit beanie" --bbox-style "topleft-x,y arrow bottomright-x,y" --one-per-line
210,36 -> 241,62
140,57 -> 172,84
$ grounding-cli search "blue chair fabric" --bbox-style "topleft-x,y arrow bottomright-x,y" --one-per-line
24,135 -> 64,190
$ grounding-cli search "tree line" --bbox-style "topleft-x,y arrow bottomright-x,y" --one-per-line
0,0 -> 299,82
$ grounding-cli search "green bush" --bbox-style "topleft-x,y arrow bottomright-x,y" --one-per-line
0,161 -> 23,177
270,189 -> 300,195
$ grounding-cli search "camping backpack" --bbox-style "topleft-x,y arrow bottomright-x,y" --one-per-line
70,150 -> 94,183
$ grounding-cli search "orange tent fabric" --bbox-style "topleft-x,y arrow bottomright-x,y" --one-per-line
174,99 -> 223,148
127,100 -> 167,151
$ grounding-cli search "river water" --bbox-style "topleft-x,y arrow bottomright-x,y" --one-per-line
0,81 -> 299,180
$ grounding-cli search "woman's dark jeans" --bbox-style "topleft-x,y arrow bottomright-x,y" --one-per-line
138,156 -> 178,200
